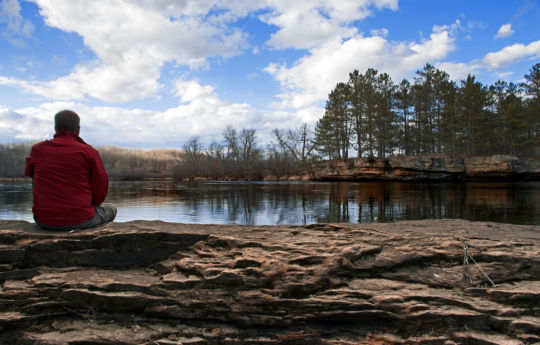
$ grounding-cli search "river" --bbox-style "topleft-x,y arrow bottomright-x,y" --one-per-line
0,180 -> 538,225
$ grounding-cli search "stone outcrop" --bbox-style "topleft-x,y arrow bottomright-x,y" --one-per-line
0,219 -> 539,344
312,155 -> 540,181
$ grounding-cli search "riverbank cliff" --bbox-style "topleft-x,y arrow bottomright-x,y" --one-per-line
1,219 -> 539,344
309,155 -> 540,182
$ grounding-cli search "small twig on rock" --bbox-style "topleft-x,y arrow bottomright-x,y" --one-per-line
462,244 -> 473,284
457,238 -> 496,287
467,251 -> 496,287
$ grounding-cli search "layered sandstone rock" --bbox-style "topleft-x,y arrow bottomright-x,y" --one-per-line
0,219 -> 539,344
312,155 -> 540,181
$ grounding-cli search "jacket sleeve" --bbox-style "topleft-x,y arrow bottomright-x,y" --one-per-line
24,151 -> 34,177
90,150 -> 109,206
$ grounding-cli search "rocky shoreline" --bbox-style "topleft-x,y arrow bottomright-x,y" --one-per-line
0,219 -> 539,344
307,155 -> 540,182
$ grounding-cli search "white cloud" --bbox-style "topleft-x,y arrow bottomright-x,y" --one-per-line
0,0 -> 402,104
432,19 -> 462,35
435,62 -> 480,81
0,0 -> 35,45
433,39 -> 540,82
0,105 -> 50,141
495,23 -> 514,39
265,25 -> 457,109
0,0 -> 249,103
175,80 -> 216,103
0,77 -> 301,147
494,71 -> 514,79
0,59 -> 161,103
370,28 -> 389,37
261,7 -> 356,50
482,40 -> 540,70
260,0 -> 398,50
33,0 -> 247,65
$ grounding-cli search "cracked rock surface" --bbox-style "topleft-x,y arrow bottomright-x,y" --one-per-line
0,219 -> 539,344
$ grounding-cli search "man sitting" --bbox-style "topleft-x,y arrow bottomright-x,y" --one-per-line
25,110 -> 117,230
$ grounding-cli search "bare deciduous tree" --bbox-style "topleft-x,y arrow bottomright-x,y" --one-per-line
273,123 -> 315,166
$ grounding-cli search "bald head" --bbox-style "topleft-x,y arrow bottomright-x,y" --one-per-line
54,110 -> 80,133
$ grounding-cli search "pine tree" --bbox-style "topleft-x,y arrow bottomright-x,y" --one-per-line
395,79 -> 413,155
490,81 -> 523,155
348,68 -> 381,158
373,72 -> 397,157
314,83 -> 353,160
456,75 -> 491,156
521,63 -> 540,156
411,64 -> 457,154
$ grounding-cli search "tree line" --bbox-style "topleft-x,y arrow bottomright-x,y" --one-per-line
173,125 -> 308,179
314,63 -> 539,159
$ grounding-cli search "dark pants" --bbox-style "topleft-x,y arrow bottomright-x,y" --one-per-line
35,204 -> 117,231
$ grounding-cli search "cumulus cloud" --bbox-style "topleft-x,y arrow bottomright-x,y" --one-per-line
0,0 -> 249,102
260,0 -> 398,50
0,106 -> 50,141
495,23 -> 514,39
261,7 -> 356,50
482,40 -> 540,70
433,39 -> 540,81
0,0 -> 404,106
34,0 -> 248,65
0,77 -> 294,147
264,25 -> 457,110
435,62 -> 481,81
0,59 -> 161,102
0,0 -> 35,45
175,80 -> 216,104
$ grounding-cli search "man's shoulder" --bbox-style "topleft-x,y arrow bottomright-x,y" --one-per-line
31,140 -> 50,151
75,140 -> 101,159
77,141 -> 98,153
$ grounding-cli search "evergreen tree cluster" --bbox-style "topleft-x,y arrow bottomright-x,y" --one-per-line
314,63 -> 540,159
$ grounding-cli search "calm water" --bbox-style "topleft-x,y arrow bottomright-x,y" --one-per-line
0,181 -> 538,225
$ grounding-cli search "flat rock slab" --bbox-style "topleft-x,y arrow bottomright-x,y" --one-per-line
0,219 -> 539,344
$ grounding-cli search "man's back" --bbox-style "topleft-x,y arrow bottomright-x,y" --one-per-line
25,130 -> 108,226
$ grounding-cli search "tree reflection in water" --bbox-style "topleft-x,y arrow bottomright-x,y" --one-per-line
1,181 -> 538,225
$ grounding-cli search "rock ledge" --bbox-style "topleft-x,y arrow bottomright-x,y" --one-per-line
311,155 -> 540,181
0,219 -> 539,344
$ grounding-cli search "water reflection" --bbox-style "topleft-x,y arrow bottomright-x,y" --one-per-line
0,182 -> 33,221
0,181 -> 538,225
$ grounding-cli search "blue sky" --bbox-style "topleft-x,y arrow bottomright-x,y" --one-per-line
0,0 -> 539,148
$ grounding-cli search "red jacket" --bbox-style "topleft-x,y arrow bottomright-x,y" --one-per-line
25,130 -> 109,226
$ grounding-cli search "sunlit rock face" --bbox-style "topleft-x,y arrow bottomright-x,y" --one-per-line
312,155 -> 540,181
0,219 -> 539,344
